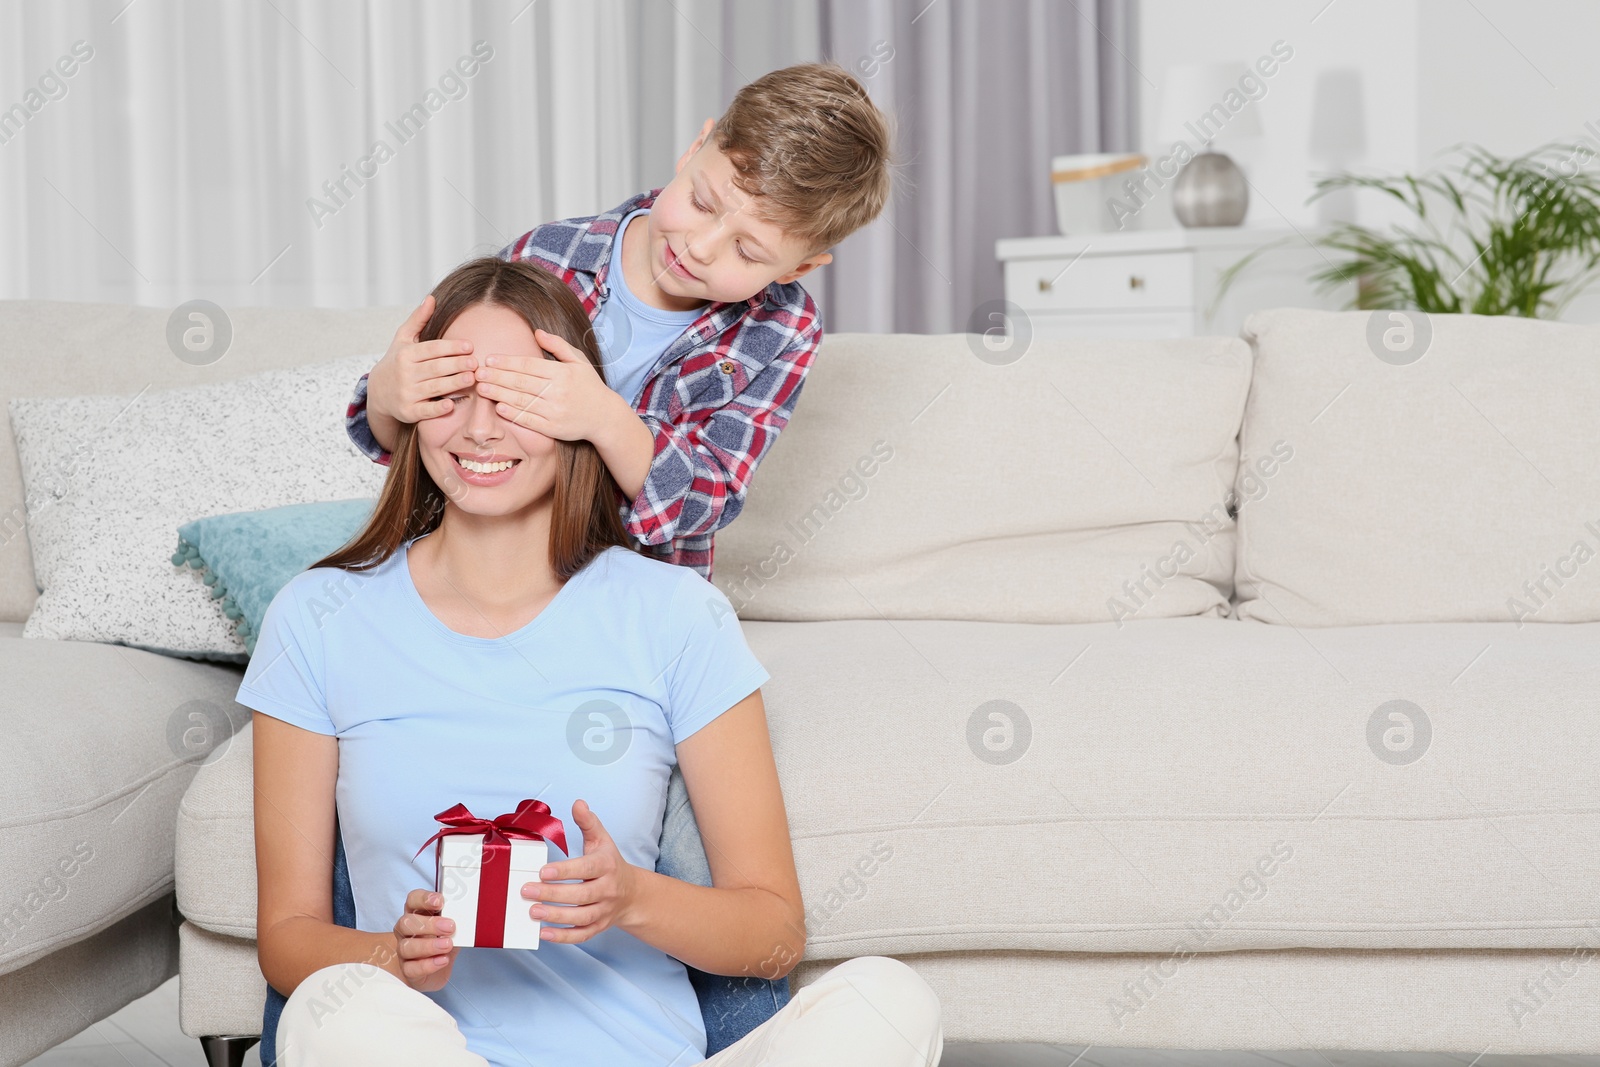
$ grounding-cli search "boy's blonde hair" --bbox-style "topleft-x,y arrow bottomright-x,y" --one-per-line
712,62 -> 893,255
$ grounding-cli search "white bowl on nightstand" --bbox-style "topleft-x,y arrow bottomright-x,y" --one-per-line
1051,153 -> 1146,236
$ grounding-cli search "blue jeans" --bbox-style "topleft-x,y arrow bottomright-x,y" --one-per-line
655,762 -> 793,1045
257,766 -> 788,1064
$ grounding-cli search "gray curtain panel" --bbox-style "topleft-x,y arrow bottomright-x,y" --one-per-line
811,0 -> 1140,333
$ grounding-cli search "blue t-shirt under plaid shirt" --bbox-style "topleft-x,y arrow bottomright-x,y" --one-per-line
595,209 -> 706,408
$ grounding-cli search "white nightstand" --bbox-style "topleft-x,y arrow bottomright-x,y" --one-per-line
994,227 -> 1353,340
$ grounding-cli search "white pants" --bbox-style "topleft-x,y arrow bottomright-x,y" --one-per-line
277,954 -> 943,1066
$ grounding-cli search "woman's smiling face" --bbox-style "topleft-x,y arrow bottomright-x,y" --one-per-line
415,301 -> 560,516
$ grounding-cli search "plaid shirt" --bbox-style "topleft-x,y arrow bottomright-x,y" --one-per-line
344,188 -> 822,579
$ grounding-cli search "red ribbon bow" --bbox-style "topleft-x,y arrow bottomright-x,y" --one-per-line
412,799 -> 568,948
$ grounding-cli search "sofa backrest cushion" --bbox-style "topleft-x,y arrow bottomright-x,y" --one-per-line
712,331 -> 1253,624
0,300 -> 406,624
1234,307 -> 1600,625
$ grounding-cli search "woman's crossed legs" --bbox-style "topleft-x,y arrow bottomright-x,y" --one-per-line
276,955 -> 943,1066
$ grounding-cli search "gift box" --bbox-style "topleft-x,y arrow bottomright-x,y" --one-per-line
412,799 -> 568,950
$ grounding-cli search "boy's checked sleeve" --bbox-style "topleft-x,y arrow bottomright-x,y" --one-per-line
345,373 -> 390,466
621,319 -> 820,547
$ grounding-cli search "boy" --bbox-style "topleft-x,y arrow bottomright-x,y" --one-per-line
331,60 -> 895,1054
345,61 -> 893,581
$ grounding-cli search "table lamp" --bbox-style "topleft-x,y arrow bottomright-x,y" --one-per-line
1308,67 -> 1367,225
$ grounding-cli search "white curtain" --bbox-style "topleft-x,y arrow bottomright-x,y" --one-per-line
0,0 -> 1130,332
0,0 -> 813,307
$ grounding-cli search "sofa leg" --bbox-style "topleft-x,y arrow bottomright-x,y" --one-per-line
199,1034 -> 261,1067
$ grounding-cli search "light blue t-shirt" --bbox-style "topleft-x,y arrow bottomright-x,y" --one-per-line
592,208 -> 706,407
236,536 -> 770,1067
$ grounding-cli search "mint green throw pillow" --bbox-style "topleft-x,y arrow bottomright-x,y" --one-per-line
172,498 -> 378,656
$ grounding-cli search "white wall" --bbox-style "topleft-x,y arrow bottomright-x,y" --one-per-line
1416,0 -> 1600,162
1134,0 -> 1421,232
1138,0 -> 1600,212
1134,0 -> 1600,319
1414,0 -> 1600,320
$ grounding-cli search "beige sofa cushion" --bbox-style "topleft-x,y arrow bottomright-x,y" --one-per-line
0,624 -> 247,977
175,722 -> 258,940
759,615 -> 1600,960
713,332 -> 1252,624
1234,308 -> 1600,626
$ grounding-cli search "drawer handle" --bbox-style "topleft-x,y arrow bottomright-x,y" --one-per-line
1128,275 -> 1145,290
1038,277 -> 1053,293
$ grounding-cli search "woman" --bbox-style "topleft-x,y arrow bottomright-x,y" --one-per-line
240,256 -> 943,1066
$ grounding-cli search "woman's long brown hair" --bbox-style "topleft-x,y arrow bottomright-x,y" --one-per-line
310,256 -> 633,578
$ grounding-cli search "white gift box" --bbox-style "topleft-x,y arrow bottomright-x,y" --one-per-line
434,834 -> 547,949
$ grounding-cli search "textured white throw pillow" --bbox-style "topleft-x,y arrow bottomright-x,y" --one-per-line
10,353 -> 386,659
1234,308 -> 1600,625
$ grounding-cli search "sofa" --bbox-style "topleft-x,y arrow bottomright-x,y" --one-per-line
3,300 -> 1597,1065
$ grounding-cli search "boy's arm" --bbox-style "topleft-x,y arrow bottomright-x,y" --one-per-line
606,320 -> 821,547
346,372 -> 394,466
588,400 -> 656,501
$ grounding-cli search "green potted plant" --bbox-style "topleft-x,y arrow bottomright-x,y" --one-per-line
1213,141 -> 1600,318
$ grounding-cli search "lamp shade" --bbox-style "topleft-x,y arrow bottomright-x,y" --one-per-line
1308,67 -> 1367,162
1154,63 -> 1263,151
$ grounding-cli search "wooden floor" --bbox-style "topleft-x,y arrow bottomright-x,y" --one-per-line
22,977 -> 1600,1065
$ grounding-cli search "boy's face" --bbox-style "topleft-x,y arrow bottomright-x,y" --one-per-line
643,118 -> 834,307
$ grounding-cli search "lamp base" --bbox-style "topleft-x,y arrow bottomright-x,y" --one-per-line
1173,150 -> 1249,227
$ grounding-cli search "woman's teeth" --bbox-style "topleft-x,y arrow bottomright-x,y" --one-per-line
457,457 -> 516,473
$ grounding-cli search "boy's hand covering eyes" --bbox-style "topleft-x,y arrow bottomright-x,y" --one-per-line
368,294 -> 480,424
471,328 -> 615,442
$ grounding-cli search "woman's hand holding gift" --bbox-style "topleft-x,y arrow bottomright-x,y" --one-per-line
392,887 -> 461,992
522,798 -> 643,944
